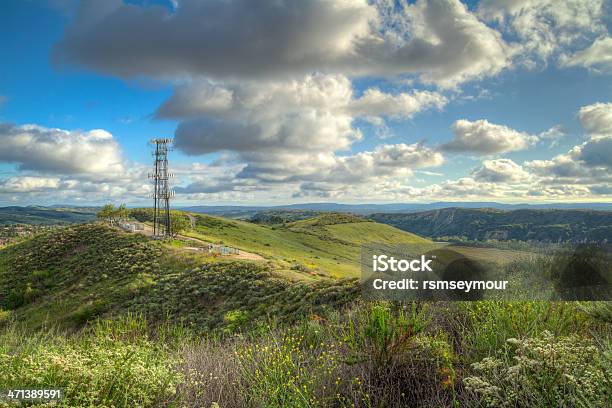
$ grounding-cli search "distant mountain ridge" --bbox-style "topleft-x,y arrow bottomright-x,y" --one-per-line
368,208 -> 612,243
180,201 -> 612,217
0,202 -> 610,225
0,206 -> 97,225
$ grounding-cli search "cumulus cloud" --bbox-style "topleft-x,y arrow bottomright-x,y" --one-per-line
167,75 -> 358,156
409,102 -> 612,201
471,158 -> 531,182
526,146 -> 611,184
561,36 -> 612,73
478,0 -> 607,67
578,102 -> 612,137
576,137 -> 612,170
524,102 -> 612,195
441,119 -> 537,154
538,125 -> 566,140
244,142 -> 443,185
175,112 -> 359,155
0,176 -> 61,193
166,75 -> 445,157
0,123 -> 155,203
174,143 -> 443,198
0,123 -> 124,175
349,89 -> 447,120
55,0 -> 511,87
157,75 -> 353,119
158,74 -> 447,193
322,143 -> 444,183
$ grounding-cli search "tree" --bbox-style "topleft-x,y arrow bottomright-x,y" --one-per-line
96,203 -> 128,225
96,204 -> 116,225
170,213 -> 191,235
115,204 -> 128,220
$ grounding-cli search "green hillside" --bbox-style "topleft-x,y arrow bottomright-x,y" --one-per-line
0,223 -> 358,330
186,212 -> 430,278
370,208 -> 612,242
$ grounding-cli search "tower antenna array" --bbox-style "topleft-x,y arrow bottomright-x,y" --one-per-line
148,138 -> 174,237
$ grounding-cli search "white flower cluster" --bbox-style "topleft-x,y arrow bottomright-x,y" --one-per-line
463,331 -> 609,407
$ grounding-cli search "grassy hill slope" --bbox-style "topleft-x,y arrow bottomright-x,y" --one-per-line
0,224 -> 358,330
186,212 -> 430,278
370,208 -> 612,242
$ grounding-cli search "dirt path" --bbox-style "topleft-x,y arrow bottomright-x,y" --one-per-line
139,223 -> 265,261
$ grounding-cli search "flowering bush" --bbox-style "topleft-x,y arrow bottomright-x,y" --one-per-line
463,331 -> 611,407
0,323 -> 181,408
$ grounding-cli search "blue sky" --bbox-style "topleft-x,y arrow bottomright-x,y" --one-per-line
0,0 -> 611,205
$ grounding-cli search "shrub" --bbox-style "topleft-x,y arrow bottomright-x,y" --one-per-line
236,331 -> 342,407
0,319 -> 181,408
174,340 -> 247,408
224,310 -> 249,333
455,301 -> 590,361
463,331 -> 611,407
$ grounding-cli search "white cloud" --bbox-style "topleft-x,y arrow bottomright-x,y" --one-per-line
538,125 -> 566,140
325,143 -> 445,183
471,158 -> 531,182
561,36 -> 612,73
166,75 -> 445,158
0,177 -> 61,193
441,119 -> 537,154
0,171 -> 153,204
478,0 -> 607,67
386,102 -> 612,202
578,102 -> 612,137
349,88 -> 447,120
0,123 -> 124,176
524,102 -> 612,193
175,143 -> 443,198
55,0 -> 511,88
0,123 -> 155,204
160,74 -> 447,190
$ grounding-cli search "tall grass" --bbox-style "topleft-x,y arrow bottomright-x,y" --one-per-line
453,301 -> 593,361
0,314 -> 181,408
1,302 -> 609,407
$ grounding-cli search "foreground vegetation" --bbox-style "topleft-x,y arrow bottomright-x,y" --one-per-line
1,301 -> 609,407
0,221 -> 610,407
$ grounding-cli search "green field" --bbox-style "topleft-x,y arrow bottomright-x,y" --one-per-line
186,212 -> 429,278
448,245 -> 531,265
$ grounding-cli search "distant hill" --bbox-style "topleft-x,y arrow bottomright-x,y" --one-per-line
181,201 -> 612,217
0,206 -> 97,225
2,202 -> 610,224
250,209 -> 321,224
369,208 -> 612,243
186,212 -> 429,278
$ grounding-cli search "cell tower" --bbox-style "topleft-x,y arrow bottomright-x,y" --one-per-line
148,138 -> 174,238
